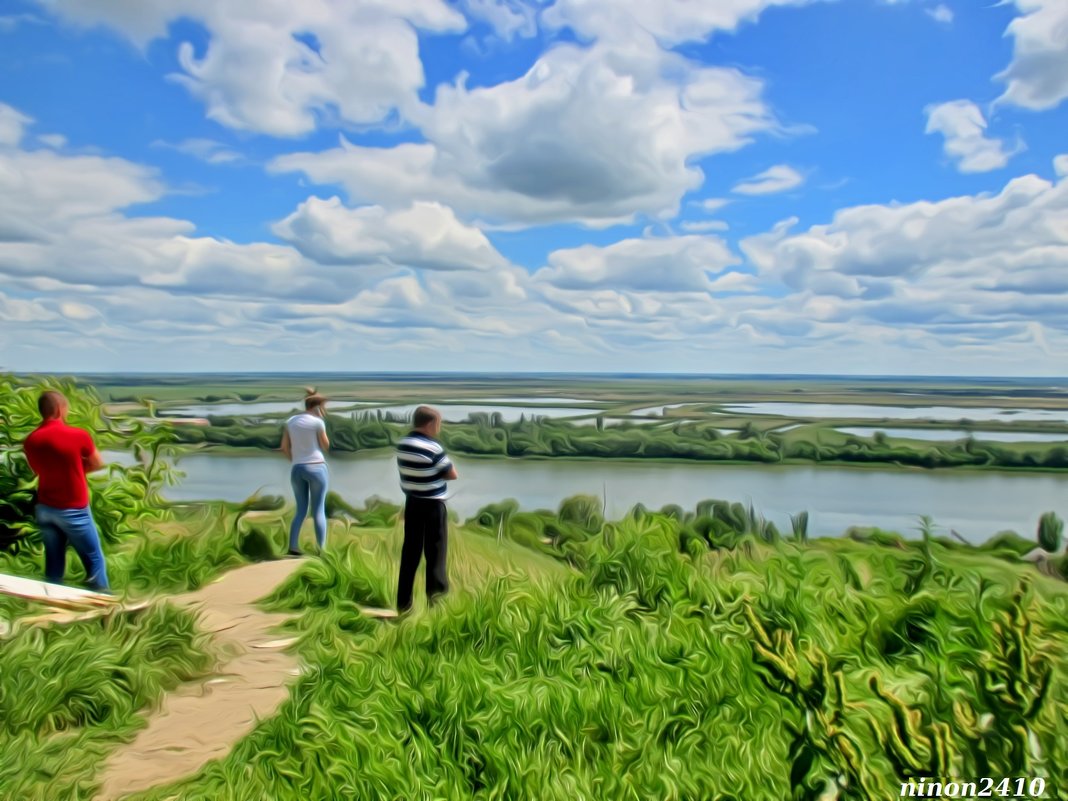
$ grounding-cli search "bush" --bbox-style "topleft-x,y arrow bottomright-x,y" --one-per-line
0,375 -> 181,551
1037,512 -> 1064,553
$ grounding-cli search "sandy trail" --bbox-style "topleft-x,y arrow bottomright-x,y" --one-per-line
94,558 -> 305,801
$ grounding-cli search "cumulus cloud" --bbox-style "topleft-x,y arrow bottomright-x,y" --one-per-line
739,159 -> 1068,348
732,164 -> 805,195
0,103 -> 32,147
534,235 -> 739,292
459,0 -> 537,39
924,100 -> 1018,173
542,0 -> 820,45
273,197 -> 511,271
996,0 -> 1068,111
37,0 -> 467,136
273,42 -> 777,227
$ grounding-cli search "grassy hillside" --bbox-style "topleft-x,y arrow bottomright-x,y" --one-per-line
1,498 -> 1066,801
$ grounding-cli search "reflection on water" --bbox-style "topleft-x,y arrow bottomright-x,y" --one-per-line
628,403 -> 708,416
160,401 -> 374,417
354,404 -> 599,422
722,402 -> 1068,423
838,427 -> 1068,443
109,450 -> 1068,544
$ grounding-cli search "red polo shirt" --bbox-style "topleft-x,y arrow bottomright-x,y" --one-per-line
23,419 -> 95,509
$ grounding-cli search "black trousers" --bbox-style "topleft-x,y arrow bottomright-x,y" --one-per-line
397,495 -> 448,612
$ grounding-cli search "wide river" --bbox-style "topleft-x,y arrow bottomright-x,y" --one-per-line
136,451 -> 1068,544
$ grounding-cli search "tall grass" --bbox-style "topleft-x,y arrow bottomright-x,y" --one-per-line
2,496 -> 1067,800
122,506 -> 1068,801
0,604 -> 215,801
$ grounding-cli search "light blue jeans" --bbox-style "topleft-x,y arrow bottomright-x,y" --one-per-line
289,462 -> 329,551
36,504 -> 111,592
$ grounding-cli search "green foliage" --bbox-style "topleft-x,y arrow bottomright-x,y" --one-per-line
168,412 -> 1068,471
324,491 -> 360,520
238,526 -> 276,562
558,494 -> 604,533
981,530 -> 1038,558
88,505 -> 1064,801
0,604 -> 214,801
1037,511 -> 1064,553
263,541 -> 393,612
0,374 -> 182,553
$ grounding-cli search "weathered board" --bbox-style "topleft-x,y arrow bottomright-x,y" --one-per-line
0,573 -> 115,609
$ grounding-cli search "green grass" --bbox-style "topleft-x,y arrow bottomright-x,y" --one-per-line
0,603 -> 215,801
2,489 -> 1067,799
6,500 -> 1055,801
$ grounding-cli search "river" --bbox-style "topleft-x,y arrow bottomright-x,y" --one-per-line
134,451 -> 1068,544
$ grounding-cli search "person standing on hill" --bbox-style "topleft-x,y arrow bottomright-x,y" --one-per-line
281,388 -> 330,557
395,405 -> 458,613
22,390 -> 111,592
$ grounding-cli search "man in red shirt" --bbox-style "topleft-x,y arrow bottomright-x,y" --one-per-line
22,390 -> 110,592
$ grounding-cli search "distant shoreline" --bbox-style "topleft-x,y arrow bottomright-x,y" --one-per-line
12,371 -> 1068,383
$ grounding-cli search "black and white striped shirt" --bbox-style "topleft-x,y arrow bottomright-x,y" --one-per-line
396,431 -> 453,500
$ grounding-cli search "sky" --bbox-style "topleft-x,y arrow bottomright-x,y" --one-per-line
0,0 -> 1066,376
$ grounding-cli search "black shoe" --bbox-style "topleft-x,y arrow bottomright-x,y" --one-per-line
286,550 -> 304,558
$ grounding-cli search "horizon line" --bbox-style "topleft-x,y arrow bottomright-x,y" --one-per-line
7,370 -> 1068,382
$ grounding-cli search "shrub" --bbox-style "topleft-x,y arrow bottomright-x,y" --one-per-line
1037,511 -> 1064,553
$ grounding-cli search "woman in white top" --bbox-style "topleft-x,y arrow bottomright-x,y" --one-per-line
280,389 -> 330,556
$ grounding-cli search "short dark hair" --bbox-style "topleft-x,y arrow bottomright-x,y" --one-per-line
39,390 -> 67,419
303,387 -> 327,411
412,405 -> 441,429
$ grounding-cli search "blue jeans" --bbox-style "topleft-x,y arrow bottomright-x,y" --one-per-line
289,462 -> 329,551
36,504 -> 110,592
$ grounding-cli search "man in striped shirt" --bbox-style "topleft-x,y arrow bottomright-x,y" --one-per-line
395,405 -> 458,613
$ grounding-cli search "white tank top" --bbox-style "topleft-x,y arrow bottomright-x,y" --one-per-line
285,413 -> 326,465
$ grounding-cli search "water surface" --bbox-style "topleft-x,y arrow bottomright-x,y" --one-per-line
130,451 -> 1068,544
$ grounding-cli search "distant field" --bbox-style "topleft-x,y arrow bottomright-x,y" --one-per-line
43,371 -> 1068,411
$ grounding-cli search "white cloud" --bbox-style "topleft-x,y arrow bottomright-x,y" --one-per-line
0,147 -> 163,240
273,197 -> 511,271
700,198 -> 731,212
739,161 -> 1068,348
534,234 -> 739,292
154,137 -> 243,164
681,220 -> 730,233
273,42 -> 777,227
542,0 -> 820,46
925,4 -> 953,24
732,164 -> 805,195
38,0 -> 467,136
0,103 -> 32,147
996,0 -> 1068,111
459,0 -> 537,39
37,133 -> 68,149
924,100 -> 1018,173
1055,154 -> 1068,177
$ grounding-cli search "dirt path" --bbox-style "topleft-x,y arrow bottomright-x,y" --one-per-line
94,558 -> 306,801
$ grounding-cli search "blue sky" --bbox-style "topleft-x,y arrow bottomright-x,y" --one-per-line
0,0 -> 1066,375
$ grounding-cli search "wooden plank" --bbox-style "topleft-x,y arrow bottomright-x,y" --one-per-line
357,605 -> 399,619
15,601 -> 151,630
0,573 -> 115,608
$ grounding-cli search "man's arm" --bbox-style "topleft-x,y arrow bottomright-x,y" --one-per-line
441,454 -> 458,481
318,420 -> 330,451
280,428 -> 292,459
81,433 -> 105,473
84,448 -> 106,473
